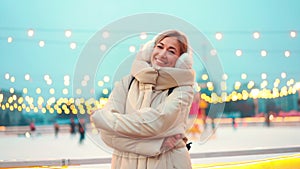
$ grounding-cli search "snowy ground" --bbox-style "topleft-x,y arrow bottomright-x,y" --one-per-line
1,125 -> 300,168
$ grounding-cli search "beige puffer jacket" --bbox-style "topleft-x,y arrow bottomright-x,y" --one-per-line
91,40 -> 195,169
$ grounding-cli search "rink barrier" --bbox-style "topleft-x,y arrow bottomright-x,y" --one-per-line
190,145 -> 300,158
0,146 -> 300,168
1,116 -> 300,135
0,158 -> 111,168
193,153 -> 300,169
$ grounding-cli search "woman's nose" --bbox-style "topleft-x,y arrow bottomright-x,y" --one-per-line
158,49 -> 167,58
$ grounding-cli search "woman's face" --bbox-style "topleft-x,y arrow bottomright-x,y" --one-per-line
151,37 -> 181,67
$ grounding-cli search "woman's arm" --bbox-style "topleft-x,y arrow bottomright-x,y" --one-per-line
91,77 -> 192,155
91,76 -> 167,156
100,130 -> 164,157
91,86 -> 194,139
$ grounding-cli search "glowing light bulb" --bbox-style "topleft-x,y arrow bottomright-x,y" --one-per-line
140,32 -> 147,40
24,74 -> 30,80
39,40 -> 45,47
260,50 -> 267,57
63,88 -> 68,95
261,73 -> 267,79
103,76 -> 110,82
281,72 -> 286,79
202,74 -> 208,81
84,75 -> 90,81
222,74 -> 228,80
64,75 -> 70,81
27,29 -> 34,37
76,89 -> 82,95
103,88 -> 109,95
23,88 -> 28,94
290,31 -> 297,38
210,49 -> 217,56
215,32 -> 223,40
284,50 -> 290,57
81,81 -> 87,86
241,73 -> 247,79
65,30 -> 72,38
100,44 -> 107,51
36,88 -> 41,94
10,76 -> 15,83
102,31 -> 110,39
253,32 -> 260,39
129,46 -> 136,53
98,81 -> 104,87
70,42 -> 76,49
4,73 -> 10,80
7,37 -> 13,43
49,88 -> 55,94
235,50 -> 242,56
46,79 -> 52,85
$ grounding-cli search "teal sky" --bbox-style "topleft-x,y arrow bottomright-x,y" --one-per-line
1,0 -> 300,99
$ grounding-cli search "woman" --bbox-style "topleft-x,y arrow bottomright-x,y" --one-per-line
91,30 -> 195,169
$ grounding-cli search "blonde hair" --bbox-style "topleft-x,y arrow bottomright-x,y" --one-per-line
154,30 -> 188,55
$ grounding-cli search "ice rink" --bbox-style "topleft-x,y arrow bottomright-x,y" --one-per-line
1,125 -> 300,168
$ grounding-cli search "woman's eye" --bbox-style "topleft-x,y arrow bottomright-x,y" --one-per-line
156,44 -> 163,49
168,50 -> 175,54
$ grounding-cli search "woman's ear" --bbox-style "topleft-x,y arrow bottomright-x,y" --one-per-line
136,40 -> 154,62
175,52 -> 193,69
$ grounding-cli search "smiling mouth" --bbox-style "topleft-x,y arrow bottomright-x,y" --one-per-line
155,58 -> 167,65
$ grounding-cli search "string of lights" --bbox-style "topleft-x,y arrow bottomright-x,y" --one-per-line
0,28 -> 299,115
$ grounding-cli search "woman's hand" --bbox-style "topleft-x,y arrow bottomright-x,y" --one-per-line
161,134 -> 182,152
90,108 -> 102,115
90,109 -> 96,115
89,108 -> 101,123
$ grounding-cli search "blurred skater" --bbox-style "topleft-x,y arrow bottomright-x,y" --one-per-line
54,122 -> 60,138
78,118 -> 86,144
232,117 -> 238,130
70,118 -> 76,137
29,121 -> 36,133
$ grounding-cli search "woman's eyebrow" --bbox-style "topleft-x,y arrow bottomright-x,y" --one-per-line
168,46 -> 177,51
158,42 -> 164,46
158,42 -> 178,52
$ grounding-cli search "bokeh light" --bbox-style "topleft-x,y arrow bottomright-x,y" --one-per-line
27,29 -> 34,37
64,30 -> 72,38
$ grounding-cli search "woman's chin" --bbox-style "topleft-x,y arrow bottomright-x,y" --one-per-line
152,63 -> 162,69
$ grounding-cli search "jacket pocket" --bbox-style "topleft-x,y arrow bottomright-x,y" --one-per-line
169,147 -> 192,169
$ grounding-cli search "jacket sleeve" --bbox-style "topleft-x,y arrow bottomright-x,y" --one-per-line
91,84 -> 194,139
100,130 -> 164,157
91,76 -> 164,156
